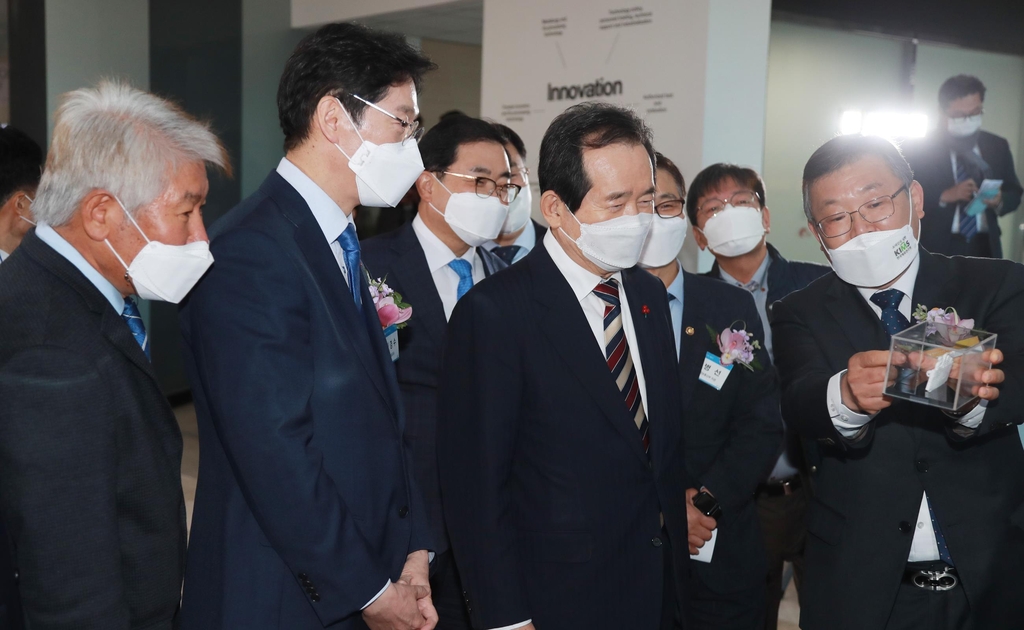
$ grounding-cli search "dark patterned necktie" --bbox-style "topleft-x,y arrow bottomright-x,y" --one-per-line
593,278 -> 649,453
491,245 -> 523,266
870,288 -> 954,566
955,155 -> 978,242
121,297 -> 150,360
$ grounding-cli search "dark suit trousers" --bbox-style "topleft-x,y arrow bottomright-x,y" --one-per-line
686,566 -> 765,630
884,581 -> 971,630
432,551 -> 472,630
756,485 -> 807,630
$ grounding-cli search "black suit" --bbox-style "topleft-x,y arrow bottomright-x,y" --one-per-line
675,272 -> 782,628
903,131 -> 1023,258
437,243 -> 691,629
0,518 -> 19,630
0,232 -> 186,630
531,219 -> 547,243
361,222 -> 505,628
178,172 -> 431,629
771,249 -> 1024,629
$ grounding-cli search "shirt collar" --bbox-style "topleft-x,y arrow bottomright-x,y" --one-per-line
542,228 -> 620,302
412,214 -> 476,273
35,223 -> 125,314
855,249 -> 921,306
276,157 -> 350,243
665,261 -> 684,303
482,220 -> 537,253
0,248 -> 7,262
719,250 -> 771,292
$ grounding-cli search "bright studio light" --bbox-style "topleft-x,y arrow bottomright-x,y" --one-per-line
840,110 -> 929,139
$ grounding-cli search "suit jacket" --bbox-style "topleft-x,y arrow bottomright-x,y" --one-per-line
0,517 -> 19,630
0,232 -> 186,630
437,244 -> 691,629
903,131 -> 1023,258
531,219 -> 547,244
676,272 -> 783,594
361,222 -> 506,556
178,172 -> 432,630
771,249 -> 1024,629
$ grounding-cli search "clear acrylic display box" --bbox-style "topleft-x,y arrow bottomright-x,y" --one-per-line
884,320 -> 997,412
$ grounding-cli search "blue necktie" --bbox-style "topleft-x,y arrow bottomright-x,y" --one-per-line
870,288 -> 954,566
448,258 -> 474,301
491,245 -> 523,266
955,156 -> 977,242
121,297 -> 150,360
337,224 -> 363,314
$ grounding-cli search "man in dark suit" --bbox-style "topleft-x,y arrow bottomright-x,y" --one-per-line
437,103 -> 702,630
362,115 -> 512,629
483,123 -> 546,264
687,161 -> 829,628
903,74 -> 1023,259
178,24 -> 437,630
772,134 -> 1021,629
0,81 -> 228,630
0,125 -> 43,267
640,153 -> 783,629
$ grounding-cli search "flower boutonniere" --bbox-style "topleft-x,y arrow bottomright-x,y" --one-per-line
706,323 -> 763,371
368,276 -> 411,362
912,304 -> 975,345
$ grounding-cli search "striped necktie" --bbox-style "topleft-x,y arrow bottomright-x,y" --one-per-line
593,278 -> 649,453
955,155 -> 977,242
121,297 -> 150,360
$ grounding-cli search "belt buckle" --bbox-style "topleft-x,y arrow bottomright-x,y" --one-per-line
912,567 -> 958,592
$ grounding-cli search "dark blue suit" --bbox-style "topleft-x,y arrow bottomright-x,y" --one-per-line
437,244 -> 691,629
178,172 -> 431,629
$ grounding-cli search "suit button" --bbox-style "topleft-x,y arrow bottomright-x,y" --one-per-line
915,460 -> 929,473
810,466 -> 818,474
899,521 -> 912,534
651,537 -> 663,548
311,594 -> 321,602
398,505 -> 409,518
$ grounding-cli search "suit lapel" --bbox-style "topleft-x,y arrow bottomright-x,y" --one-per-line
678,272 -> 715,411
388,225 -> 448,345
101,309 -> 160,382
911,250 -> 961,322
825,275 -> 890,356
531,247 -> 650,465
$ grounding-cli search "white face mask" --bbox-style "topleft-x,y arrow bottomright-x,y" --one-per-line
698,205 -> 765,258
18,194 -> 36,226
947,114 -> 982,138
820,194 -> 918,288
105,198 -> 215,303
334,98 -> 425,208
429,174 -> 509,247
500,182 -> 532,235
638,214 -> 688,268
560,204 -> 653,272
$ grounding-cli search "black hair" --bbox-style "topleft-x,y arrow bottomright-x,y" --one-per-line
538,102 -> 655,212
492,123 -> 527,161
685,163 -> 764,225
418,115 -> 508,173
0,125 -> 43,205
277,22 -> 436,151
801,134 -> 913,220
654,151 -> 685,194
939,75 -> 986,110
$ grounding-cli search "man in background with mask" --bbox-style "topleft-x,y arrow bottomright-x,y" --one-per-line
903,74 -> 1022,258
688,163 -> 828,628
362,115 -> 512,629
772,134 -> 1022,629
0,125 -> 43,266
639,154 -> 782,630
437,102 -> 690,630
0,80 -> 228,629
482,123 -> 545,265
179,23 -> 438,630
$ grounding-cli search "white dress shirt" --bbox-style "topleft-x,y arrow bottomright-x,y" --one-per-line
825,252 -> 984,562
482,220 -> 537,263
0,248 -> 8,263
411,214 -> 484,321
35,223 -> 125,314
276,158 -> 354,287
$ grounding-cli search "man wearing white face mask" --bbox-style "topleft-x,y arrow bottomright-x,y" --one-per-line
437,103 -> 692,630
0,125 -> 43,265
179,23 -> 438,630
903,74 -> 1022,259
362,115 -> 512,630
482,123 -> 546,265
640,154 -> 783,630
687,163 -> 828,629
0,81 -> 228,630
772,134 -> 1023,630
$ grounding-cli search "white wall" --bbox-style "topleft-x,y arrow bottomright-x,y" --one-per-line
419,38 -> 482,126
292,0 -> 454,28
45,0 -> 149,141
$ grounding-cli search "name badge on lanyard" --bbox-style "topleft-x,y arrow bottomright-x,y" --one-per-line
698,352 -> 732,390
384,324 -> 399,362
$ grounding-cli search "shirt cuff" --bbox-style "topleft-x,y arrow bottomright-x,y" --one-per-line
827,370 -> 875,438
947,399 -> 987,429
362,581 -> 391,610
489,621 -> 533,630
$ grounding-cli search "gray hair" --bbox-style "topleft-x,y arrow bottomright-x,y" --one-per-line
801,134 -> 914,221
33,80 -> 230,226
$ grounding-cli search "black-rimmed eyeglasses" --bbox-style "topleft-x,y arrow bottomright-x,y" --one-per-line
816,185 -> 908,238
439,171 -> 522,203
350,94 -> 423,144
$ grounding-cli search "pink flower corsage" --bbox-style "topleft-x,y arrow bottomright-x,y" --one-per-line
706,323 -> 763,371
368,277 -> 412,330
912,304 -> 974,344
